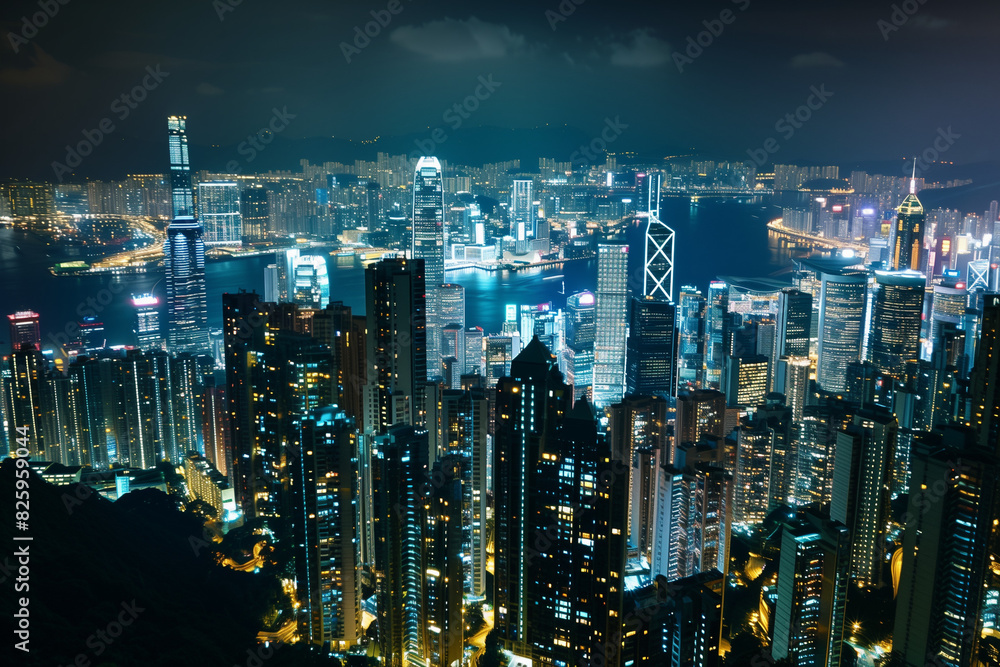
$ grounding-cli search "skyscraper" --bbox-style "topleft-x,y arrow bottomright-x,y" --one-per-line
677,286 -> 706,391
593,241 -> 629,407
7,311 -> 40,352
643,209 -> 676,301
167,115 -> 194,218
164,217 -> 210,354
240,183 -> 269,243
412,157 -> 445,380
816,268 -> 866,393
775,288 -> 812,358
893,173 -> 925,272
364,257 -> 427,433
295,407 -> 362,651
198,181 -> 242,245
866,270 -> 925,379
3,344 -> 46,458
770,509 -> 850,667
291,254 -> 331,309
625,296 -> 677,398
510,179 -> 534,241
131,294 -> 161,349
971,294 -> 1000,450
893,428 -> 999,665
705,281 -> 729,389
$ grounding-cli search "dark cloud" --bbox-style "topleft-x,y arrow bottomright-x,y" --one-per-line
389,17 -> 526,61
609,29 -> 670,68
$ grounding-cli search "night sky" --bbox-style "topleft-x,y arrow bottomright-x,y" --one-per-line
2,0 -> 998,178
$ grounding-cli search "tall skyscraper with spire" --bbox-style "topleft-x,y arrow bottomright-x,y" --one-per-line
167,116 -> 194,218
412,157 -> 444,380
893,162 -> 925,271
165,116 -> 209,354
642,174 -> 675,301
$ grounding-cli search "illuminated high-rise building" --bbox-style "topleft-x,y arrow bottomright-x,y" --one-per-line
893,171 -> 925,272
775,288 -> 812,358
3,344 -> 46,458
816,268 -> 866,393
7,311 -> 40,353
677,286 -> 706,390
770,509 -> 850,667
930,280 -> 968,349
131,294 -> 161,349
167,115 -> 194,218
675,389 -> 727,449
866,270 -> 925,379
510,179 -> 534,240
831,405 -> 897,588
198,181 -> 242,245
705,281 -> 729,389
412,157 -> 444,380
291,254 -> 331,309
240,183 -> 269,243
724,354 -> 769,408
364,257 -> 427,433
294,407 -> 362,651
971,295 -> 1000,450
893,428 -> 999,666
424,455 -> 466,667
593,241 -> 629,407
643,208 -> 675,301
164,217 -> 210,354
733,395 -> 793,524
625,296 -> 677,398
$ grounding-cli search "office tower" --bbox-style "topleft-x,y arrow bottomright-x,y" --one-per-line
675,389 -> 727,447
7,311 -> 41,352
724,354 -> 769,407
223,290 -> 270,516
770,509 -> 850,667
625,296 -> 677,398
365,258 -> 427,433
484,334 -> 517,388
652,461 -> 733,581
816,268 -> 866,393
4,345 -> 47,458
291,254 -> 330,309
130,294 -> 161,349
263,264 -> 280,303
240,183 -> 269,243
775,356 -> 810,422
893,174 -> 925,271
493,338 -> 571,652
167,115 -> 194,218
733,395 -> 793,524
776,288 -> 812,358
793,396 -> 857,507
366,179 -> 383,228
893,429 -> 999,665
463,327 -> 483,377
643,206 -> 676,301
40,373 -> 77,466
510,179 -> 534,240
201,375 -> 227,477
705,281 -> 729,389
170,353 -> 202,457
609,396 -> 668,559
830,405 -> 896,588
412,157 -> 444,380
620,571 -> 723,667
198,181 -> 242,245
437,389 -> 489,595
562,291 -> 596,397
677,286 -> 707,390
930,280 -> 968,348
972,294 -> 1000,450
438,283 -> 465,329
112,349 -> 175,469
164,217 -> 210,354
593,241 -> 630,407
61,357 -> 108,470
424,455 -> 466,667
866,270 -> 925,379
294,407 -> 361,650
373,425 -> 429,666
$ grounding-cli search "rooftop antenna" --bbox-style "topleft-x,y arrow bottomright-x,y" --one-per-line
909,157 -> 917,195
